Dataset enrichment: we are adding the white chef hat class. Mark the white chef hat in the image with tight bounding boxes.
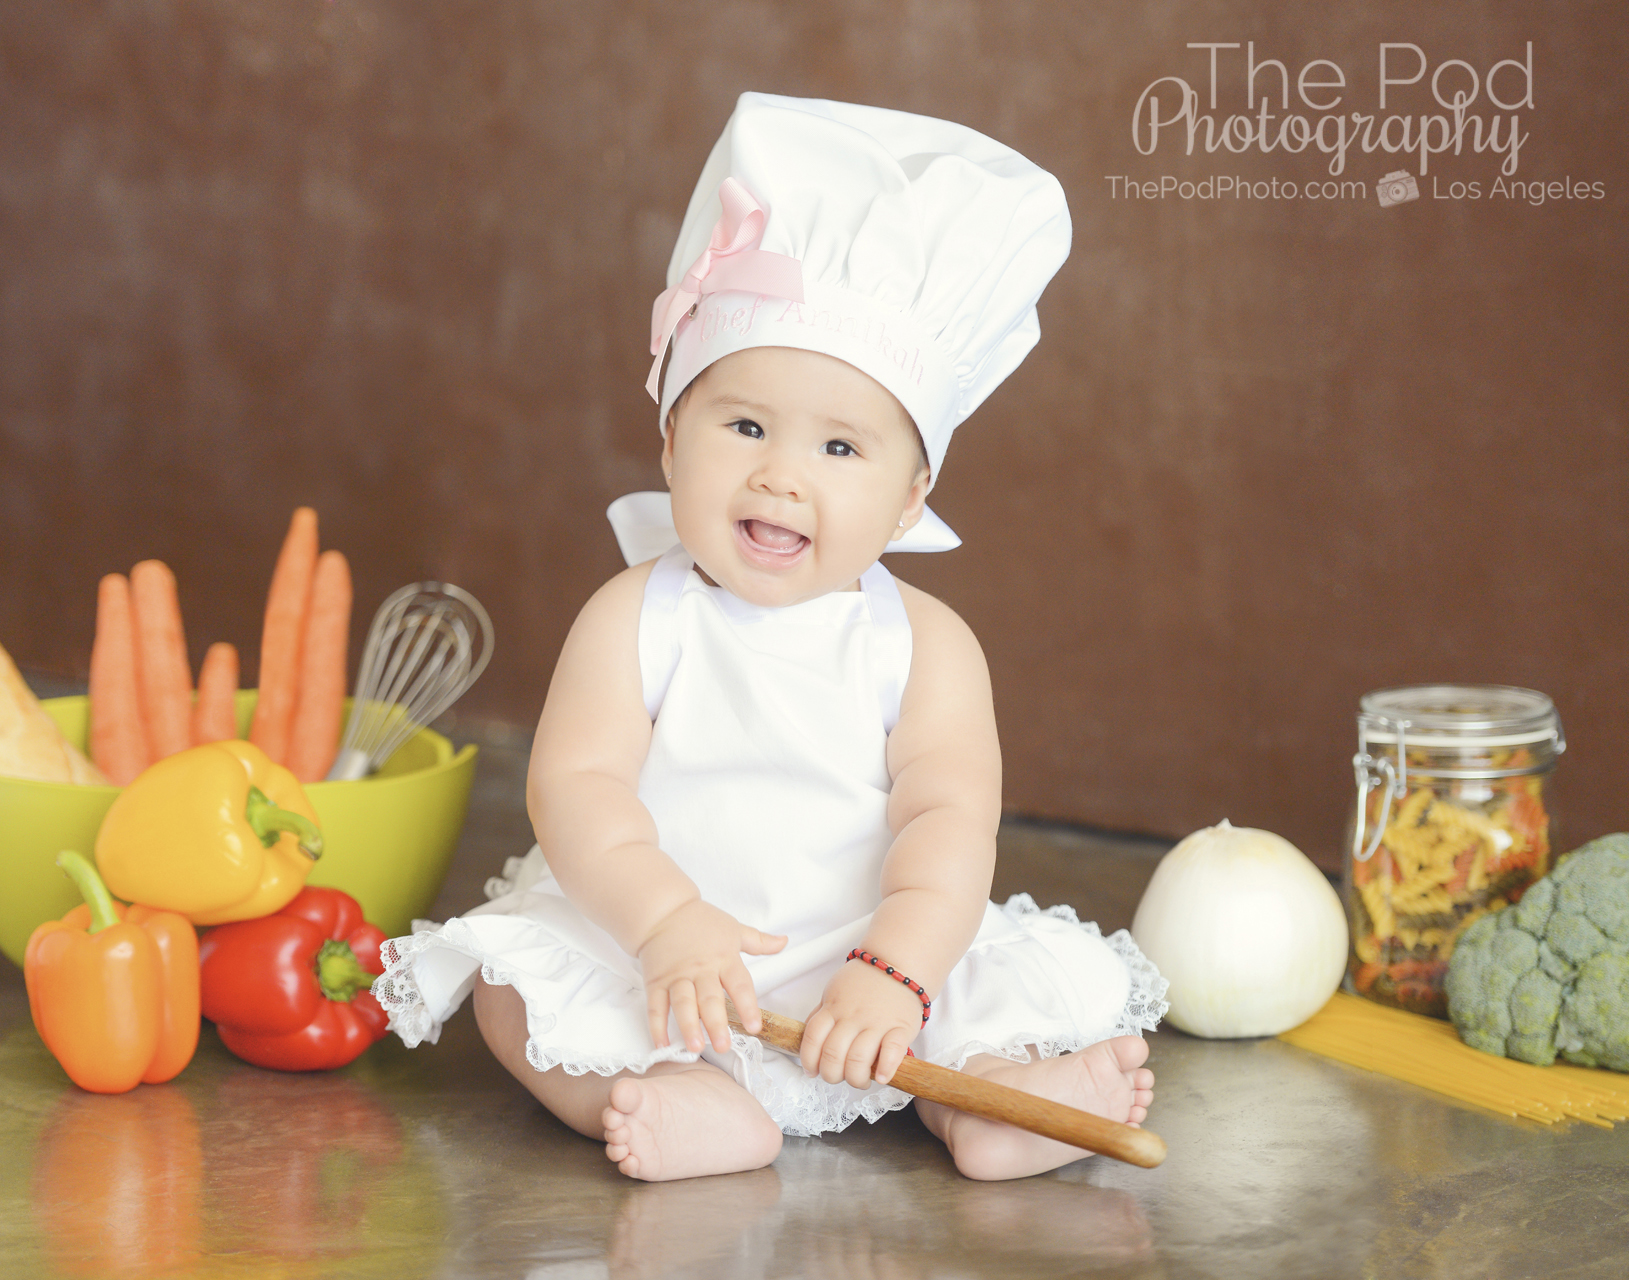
[624,91,1070,557]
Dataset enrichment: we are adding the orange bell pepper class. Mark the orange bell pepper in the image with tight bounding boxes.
[33,1087,203,1275]
[24,851,200,1093]
[60,902,200,1085]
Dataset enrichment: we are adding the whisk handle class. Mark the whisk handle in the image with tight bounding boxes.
[325,747,373,782]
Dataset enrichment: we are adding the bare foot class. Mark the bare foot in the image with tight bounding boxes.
[918,1037,1155,1181]
[609,1165,782,1279]
[602,1068,783,1181]
[950,1179,1154,1263]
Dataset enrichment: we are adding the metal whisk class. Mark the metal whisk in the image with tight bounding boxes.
[326,581,494,781]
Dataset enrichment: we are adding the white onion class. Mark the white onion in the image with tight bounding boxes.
[1131,820,1348,1038]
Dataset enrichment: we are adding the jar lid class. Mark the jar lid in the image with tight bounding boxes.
[1358,684,1562,748]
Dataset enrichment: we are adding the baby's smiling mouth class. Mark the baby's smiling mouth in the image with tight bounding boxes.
[737,519,809,559]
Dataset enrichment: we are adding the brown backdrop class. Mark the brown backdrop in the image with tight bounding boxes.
[3,2,1625,867]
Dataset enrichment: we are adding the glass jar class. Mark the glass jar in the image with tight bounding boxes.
[1344,684,1564,1018]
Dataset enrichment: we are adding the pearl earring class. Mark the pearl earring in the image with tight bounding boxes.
[898,520,904,528]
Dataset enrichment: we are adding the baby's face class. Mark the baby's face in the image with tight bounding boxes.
[663,347,931,607]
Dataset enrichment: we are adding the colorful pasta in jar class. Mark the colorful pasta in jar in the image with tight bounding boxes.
[1345,686,1563,1018]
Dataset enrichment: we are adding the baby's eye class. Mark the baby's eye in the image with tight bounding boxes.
[731,419,764,439]
[821,440,857,457]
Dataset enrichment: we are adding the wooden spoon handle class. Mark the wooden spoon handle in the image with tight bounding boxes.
[728,1004,1167,1169]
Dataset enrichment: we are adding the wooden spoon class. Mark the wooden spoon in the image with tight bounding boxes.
[724,1001,1167,1169]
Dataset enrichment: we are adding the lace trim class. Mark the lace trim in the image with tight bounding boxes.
[373,891,1171,1137]
[483,853,533,903]
[720,1029,1120,1138]
[596,898,1166,1137]
[995,893,1171,1039]
[483,961,703,1078]
[373,931,444,1048]
[730,1028,915,1137]
[375,924,684,1071]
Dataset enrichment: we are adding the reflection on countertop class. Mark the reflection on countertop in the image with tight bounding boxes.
[2,711,1626,1279]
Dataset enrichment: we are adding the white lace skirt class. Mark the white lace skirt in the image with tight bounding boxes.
[374,850,1169,1138]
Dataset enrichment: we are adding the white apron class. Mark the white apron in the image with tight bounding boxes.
[375,550,1168,1136]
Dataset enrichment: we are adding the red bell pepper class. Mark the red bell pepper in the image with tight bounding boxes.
[198,886,389,1071]
[205,1072,405,1257]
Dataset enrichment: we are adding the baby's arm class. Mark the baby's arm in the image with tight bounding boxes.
[799,583,1002,1088]
[527,564,785,1054]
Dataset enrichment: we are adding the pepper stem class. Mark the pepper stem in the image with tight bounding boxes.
[56,851,122,934]
[316,940,376,1003]
[245,786,323,861]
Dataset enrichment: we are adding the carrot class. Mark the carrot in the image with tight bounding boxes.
[129,560,194,761]
[192,642,241,745]
[88,574,153,784]
[286,550,352,783]
[249,508,319,765]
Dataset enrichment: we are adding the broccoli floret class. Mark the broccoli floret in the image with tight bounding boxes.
[1446,833,1629,1070]
[1557,951,1629,1070]
[1445,912,1545,1061]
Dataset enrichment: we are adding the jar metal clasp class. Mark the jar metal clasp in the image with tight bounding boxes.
[1352,714,1411,863]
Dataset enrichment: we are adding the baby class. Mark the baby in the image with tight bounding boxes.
[375,93,1167,1183]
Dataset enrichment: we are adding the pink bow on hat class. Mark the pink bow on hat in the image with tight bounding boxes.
[645,177,805,401]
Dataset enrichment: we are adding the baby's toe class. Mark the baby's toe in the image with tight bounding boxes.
[1127,1105,1147,1125]
[1133,1086,1154,1108]
[1131,1067,1155,1091]
[1107,1036,1150,1072]
[608,1078,644,1114]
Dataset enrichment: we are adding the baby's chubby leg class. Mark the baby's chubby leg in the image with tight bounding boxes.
[472,978,782,1181]
[916,1037,1155,1182]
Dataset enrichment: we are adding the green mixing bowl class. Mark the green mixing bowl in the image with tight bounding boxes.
[0,692,477,966]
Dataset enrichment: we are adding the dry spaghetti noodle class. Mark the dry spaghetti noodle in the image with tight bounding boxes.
[1279,992,1629,1128]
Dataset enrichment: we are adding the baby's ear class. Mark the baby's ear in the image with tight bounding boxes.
[893,463,933,537]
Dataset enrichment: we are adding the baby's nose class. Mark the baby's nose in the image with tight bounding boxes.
[750,450,806,500]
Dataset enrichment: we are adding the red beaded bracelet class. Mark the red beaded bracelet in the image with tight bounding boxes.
[848,948,931,1026]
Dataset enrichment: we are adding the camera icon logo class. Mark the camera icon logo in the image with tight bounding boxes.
[1376,170,1420,208]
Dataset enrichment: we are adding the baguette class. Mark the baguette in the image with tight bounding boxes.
[0,640,108,785]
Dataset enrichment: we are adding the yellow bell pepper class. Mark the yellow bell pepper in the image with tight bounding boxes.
[95,741,323,926]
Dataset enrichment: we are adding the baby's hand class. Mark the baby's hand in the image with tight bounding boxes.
[637,899,786,1054]
[800,958,925,1089]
